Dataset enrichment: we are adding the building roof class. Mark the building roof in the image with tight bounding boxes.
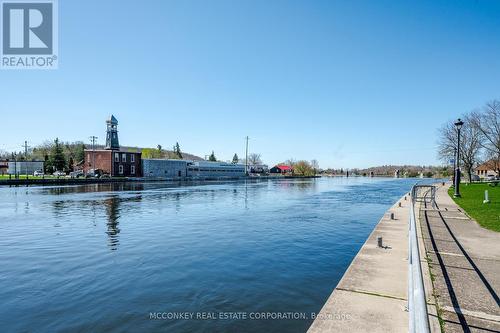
[194,160,244,167]
[84,148,141,153]
[476,159,499,171]
[107,114,118,124]
[274,165,292,171]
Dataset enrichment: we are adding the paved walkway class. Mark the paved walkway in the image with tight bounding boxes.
[420,183,500,332]
[308,193,440,333]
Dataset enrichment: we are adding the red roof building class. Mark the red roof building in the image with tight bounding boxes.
[270,165,293,174]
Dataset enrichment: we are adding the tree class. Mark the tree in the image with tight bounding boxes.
[285,158,296,168]
[43,154,50,173]
[459,114,483,181]
[142,148,162,159]
[209,151,217,161]
[157,144,162,152]
[75,143,86,164]
[232,153,239,164]
[248,153,262,165]
[437,113,482,182]
[31,140,55,162]
[293,160,315,176]
[310,159,319,174]
[470,100,500,176]
[174,142,183,159]
[49,138,66,172]
[68,157,75,172]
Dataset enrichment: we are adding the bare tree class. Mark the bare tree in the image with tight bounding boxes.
[470,100,500,175]
[310,159,319,174]
[248,153,262,165]
[285,158,296,167]
[437,113,482,182]
[460,114,483,181]
[437,121,458,164]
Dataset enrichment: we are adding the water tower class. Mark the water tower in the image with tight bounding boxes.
[105,115,120,150]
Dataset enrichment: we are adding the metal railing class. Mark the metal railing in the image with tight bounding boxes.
[408,184,434,333]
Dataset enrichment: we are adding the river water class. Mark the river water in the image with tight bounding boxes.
[0,177,423,332]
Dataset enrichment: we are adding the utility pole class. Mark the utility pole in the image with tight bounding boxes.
[245,136,249,176]
[22,141,30,176]
[89,136,98,174]
[22,141,30,159]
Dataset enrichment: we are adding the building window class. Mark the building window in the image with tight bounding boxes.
[115,153,119,162]
[131,154,135,162]
[119,165,123,174]
[87,153,90,161]
[122,153,127,162]
[131,165,135,174]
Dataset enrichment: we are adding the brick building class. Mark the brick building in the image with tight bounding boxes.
[84,115,142,177]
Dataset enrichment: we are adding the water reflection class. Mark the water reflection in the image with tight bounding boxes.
[274,178,318,191]
[18,179,323,252]
[174,192,181,213]
[104,195,120,251]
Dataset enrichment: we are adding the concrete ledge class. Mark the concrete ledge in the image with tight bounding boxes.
[308,289,408,333]
[308,193,440,332]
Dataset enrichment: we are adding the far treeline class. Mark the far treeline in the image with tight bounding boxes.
[0,140,190,174]
[278,159,320,176]
[322,165,451,178]
[437,99,500,181]
[0,139,86,174]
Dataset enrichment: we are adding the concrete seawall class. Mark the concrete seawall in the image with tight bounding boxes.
[308,193,439,333]
[0,175,320,187]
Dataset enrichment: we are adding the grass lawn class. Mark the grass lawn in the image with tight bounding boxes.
[0,175,58,180]
[0,175,129,181]
[448,183,500,232]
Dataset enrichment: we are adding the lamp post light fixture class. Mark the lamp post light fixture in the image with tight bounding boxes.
[454,118,464,197]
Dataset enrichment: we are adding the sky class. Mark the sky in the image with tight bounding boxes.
[2,0,500,169]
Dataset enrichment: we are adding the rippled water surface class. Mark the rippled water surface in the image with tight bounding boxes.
[1,177,423,332]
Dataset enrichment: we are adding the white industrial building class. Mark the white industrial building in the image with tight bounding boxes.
[186,161,245,178]
[142,159,245,179]
[8,161,44,175]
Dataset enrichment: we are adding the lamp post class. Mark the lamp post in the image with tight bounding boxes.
[454,118,464,197]
[451,147,456,185]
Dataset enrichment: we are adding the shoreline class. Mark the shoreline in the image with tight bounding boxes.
[0,175,321,187]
